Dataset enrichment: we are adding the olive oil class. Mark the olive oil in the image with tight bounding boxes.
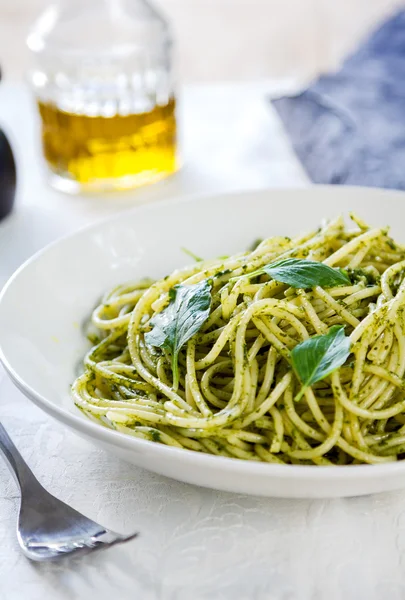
[37,98,177,191]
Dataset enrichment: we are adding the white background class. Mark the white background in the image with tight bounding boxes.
[0,0,404,82]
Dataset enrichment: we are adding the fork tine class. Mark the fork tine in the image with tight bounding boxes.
[21,530,139,562]
[98,530,139,546]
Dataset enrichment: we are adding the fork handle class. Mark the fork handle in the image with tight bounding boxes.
[0,423,42,492]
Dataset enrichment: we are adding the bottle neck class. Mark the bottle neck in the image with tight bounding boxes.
[53,0,157,17]
[27,0,169,58]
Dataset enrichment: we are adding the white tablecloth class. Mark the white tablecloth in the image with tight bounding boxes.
[1,83,403,600]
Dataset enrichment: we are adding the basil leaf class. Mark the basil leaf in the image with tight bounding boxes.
[291,325,351,401]
[245,258,350,288]
[145,280,212,389]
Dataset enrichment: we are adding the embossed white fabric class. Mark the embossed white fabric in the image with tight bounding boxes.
[2,83,404,600]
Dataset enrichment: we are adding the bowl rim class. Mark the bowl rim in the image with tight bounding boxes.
[2,185,405,482]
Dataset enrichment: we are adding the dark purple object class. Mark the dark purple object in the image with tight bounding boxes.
[271,11,405,189]
[0,127,16,220]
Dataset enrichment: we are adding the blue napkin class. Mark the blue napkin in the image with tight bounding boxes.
[272,11,405,188]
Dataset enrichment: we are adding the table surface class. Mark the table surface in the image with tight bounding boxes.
[1,82,404,600]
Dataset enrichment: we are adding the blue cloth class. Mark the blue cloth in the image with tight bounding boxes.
[272,11,405,188]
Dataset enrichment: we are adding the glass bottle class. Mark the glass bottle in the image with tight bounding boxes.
[27,0,177,194]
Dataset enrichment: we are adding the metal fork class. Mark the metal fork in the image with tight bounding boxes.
[0,423,138,561]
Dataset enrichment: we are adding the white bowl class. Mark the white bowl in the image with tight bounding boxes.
[3,186,405,498]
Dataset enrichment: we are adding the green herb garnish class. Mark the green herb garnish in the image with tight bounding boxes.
[248,238,264,252]
[181,247,204,262]
[145,280,212,389]
[346,267,377,286]
[238,258,350,288]
[291,325,351,401]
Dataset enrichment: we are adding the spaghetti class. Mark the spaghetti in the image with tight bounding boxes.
[72,214,405,465]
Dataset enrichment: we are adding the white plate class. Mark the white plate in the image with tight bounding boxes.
[3,186,405,499]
